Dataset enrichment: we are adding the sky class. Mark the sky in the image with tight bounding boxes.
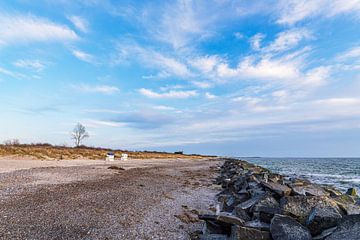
[1,0,360,157]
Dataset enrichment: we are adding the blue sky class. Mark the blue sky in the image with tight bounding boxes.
[1,0,360,157]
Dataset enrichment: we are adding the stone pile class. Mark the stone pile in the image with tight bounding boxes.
[198,158,360,240]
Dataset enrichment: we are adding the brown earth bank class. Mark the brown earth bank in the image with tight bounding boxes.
[0,144,212,160]
[0,158,221,239]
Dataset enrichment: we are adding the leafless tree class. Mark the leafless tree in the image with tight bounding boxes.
[3,139,20,146]
[71,123,89,147]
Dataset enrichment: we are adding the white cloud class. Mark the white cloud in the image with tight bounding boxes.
[337,46,360,60]
[72,49,95,63]
[84,120,125,128]
[0,13,78,45]
[73,84,119,95]
[192,81,212,89]
[277,0,360,25]
[138,88,197,99]
[315,97,360,106]
[115,43,192,78]
[68,15,89,33]
[205,92,217,99]
[217,56,300,81]
[154,0,213,49]
[152,105,176,111]
[249,33,265,50]
[189,55,222,74]
[302,66,330,87]
[0,66,25,79]
[264,28,312,53]
[234,32,245,39]
[13,59,46,72]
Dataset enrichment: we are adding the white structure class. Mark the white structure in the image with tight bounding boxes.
[120,153,128,161]
[106,152,115,161]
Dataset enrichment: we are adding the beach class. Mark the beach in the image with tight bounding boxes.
[0,157,220,239]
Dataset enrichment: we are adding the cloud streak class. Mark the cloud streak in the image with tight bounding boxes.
[0,13,78,45]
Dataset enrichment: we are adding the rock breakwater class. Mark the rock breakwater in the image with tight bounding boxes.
[198,158,360,240]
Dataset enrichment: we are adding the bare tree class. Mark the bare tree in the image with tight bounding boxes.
[71,123,89,147]
[3,139,20,146]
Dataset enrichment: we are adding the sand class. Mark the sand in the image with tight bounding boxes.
[0,157,221,239]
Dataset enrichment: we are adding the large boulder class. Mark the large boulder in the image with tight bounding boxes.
[233,205,251,221]
[230,225,271,240]
[252,195,281,223]
[281,196,341,224]
[312,227,337,240]
[270,214,312,240]
[325,214,360,240]
[261,181,291,196]
[306,206,342,235]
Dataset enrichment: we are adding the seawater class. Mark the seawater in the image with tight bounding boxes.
[240,157,360,193]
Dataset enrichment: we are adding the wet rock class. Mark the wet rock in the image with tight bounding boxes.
[325,214,360,240]
[230,225,271,240]
[270,214,312,240]
[292,185,329,196]
[252,195,281,222]
[244,219,270,231]
[281,196,341,223]
[312,227,337,240]
[261,181,291,196]
[305,206,342,235]
[346,188,358,197]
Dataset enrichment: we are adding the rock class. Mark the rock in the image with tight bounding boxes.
[107,166,125,170]
[281,196,341,224]
[261,181,291,196]
[333,195,360,215]
[346,188,358,197]
[230,225,271,240]
[270,214,312,240]
[199,213,245,226]
[233,205,251,221]
[217,213,245,226]
[306,206,342,235]
[323,186,343,197]
[237,195,264,210]
[325,214,360,240]
[200,234,229,240]
[252,195,281,223]
[292,185,329,196]
[244,219,270,231]
[312,227,337,240]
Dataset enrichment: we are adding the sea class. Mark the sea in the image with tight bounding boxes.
[240,157,360,193]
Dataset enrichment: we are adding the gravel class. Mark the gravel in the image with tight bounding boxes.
[0,158,220,239]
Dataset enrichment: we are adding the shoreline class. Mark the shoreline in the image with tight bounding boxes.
[197,158,360,240]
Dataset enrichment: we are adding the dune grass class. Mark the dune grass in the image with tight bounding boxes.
[0,144,209,160]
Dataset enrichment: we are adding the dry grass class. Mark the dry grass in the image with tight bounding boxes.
[0,144,211,160]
